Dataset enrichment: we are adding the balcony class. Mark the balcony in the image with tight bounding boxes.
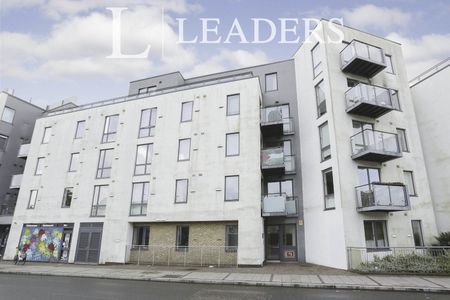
[9,174,23,189]
[261,147,295,175]
[351,129,402,162]
[356,183,410,212]
[341,40,386,78]
[262,194,297,216]
[260,107,294,137]
[17,143,30,158]
[346,83,394,118]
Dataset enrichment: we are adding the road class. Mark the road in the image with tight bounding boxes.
[0,274,448,300]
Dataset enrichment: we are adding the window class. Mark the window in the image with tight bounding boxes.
[396,128,409,152]
[311,43,322,78]
[138,86,156,94]
[139,108,157,138]
[265,73,278,92]
[132,226,150,246]
[177,138,191,161]
[385,55,395,74]
[225,176,239,201]
[181,101,193,122]
[364,221,389,249]
[391,90,400,110]
[227,94,240,116]
[135,144,153,175]
[102,115,119,143]
[225,224,238,252]
[130,182,149,216]
[226,133,239,156]
[176,225,189,251]
[358,167,380,185]
[319,122,330,161]
[175,179,188,203]
[96,149,113,179]
[1,106,15,124]
[62,187,73,208]
[28,190,38,209]
[404,170,417,196]
[315,80,326,117]
[35,157,45,175]
[42,127,52,144]
[352,120,373,133]
[322,168,335,209]
[68,153,79,172]
[91,185,109,217]
[411,220,424,247]
[0,134,8,151]
[74,121,85,139]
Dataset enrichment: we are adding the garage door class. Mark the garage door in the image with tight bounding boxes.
[75,223,103,264]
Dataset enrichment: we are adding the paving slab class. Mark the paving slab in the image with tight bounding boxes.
[272,274,322,284]
[422,277,450,289]
[225,273,272,282]
[320,275,379,286]
[369,275,442,288]
[183,272,229,280]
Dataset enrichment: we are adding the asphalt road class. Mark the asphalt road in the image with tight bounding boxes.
[0,274,448,300]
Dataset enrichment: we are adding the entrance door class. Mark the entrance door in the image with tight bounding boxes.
[75,223,103,264]
[266,225,281,260]
[59,229,73,263]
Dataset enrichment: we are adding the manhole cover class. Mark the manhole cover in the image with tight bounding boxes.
[162,274,183,278]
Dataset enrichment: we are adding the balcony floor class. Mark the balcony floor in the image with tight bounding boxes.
[346,102,394,118]
[342,57,386,78]
[357,205,410,212]
[261,122,284,137]
[352,150,402,163]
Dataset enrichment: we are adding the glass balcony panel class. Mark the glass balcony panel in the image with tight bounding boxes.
[356,183,409,212]
[373,184,390,206]
[351,129,400,156]
[286,197,297,215]
[390,186,407,206]
[284,155,295,173]
[263,194,286,215]
[261,107,283,124]
[261,147,284,168]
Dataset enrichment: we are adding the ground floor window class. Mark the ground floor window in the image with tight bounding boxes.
[176,225,189,251]
[225,224,238,252]
[132,226,150,247]
[364,220,389,250]
[411,220,424,247]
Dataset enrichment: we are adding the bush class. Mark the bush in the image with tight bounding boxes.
[356,252,450,273]
[435,232,450,246]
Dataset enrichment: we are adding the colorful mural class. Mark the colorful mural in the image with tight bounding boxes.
[19,225,63,262]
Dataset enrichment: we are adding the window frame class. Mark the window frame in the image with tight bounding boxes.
[322,168,335,210]
[225,224,238,252]
[265,73,278,92]
[175,225,189,251]
[61,187,73,208]
[396,128,409,152]
[311,42,323,78]
[226,94,240,116]
[224,175,239,202]
[411,220,424,248]
[68,152,80,172]
[96,149,113,179]
[42,127,52,144]
[129,182,149,216]
[385,55,395,74]
[315,80,326,118]
[1,106,15,124]
[319,122,331,161]
[225,132,240,157]
[177,138,191,161]
[101,115,119,143]
[138,108,157,138]
[180,101,194,123]
[134,144,153,175]
[174,179,189,203]
[132,225,150,247]
[35,157,45,175]
[364,220,389,251]
[27,190,38,209]
[91,185,108,217]
[74,120,85,139]
[403,170,417,196]
[0,134,8,152]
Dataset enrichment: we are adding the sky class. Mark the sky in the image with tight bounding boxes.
[0,0,449,108]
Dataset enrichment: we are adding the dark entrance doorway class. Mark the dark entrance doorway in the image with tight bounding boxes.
[75,223,103,264]
[265,224,297,261]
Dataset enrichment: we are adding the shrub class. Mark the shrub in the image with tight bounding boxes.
[435,232,450,246]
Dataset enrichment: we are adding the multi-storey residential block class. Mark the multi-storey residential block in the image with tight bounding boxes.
[0,92,44,258]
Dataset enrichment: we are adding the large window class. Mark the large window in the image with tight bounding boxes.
[396,128,409,152]
[74,121,85,139]
[311,43,322,78]
[1,106,15,124]
[0,134,8,151]
[319,122,330,161]
[385,55,395,74]
[315,80,326,117]
[226,94,240,116]
[42,127,52,144]
[265,73,278,92]
[130,182,149,216]
[226,133,239,156]
[322,168,335,209]
[404,170,417,196]
[177,138,191,161]
[135,144,153,175]
[225,224,238,252]
[267,180,293,197]
[68,153,79,172]
[28,190,38,209]
[176,225,189,251]
[139,108,157,138]
[62,187,73,208]
[181,101,193,122]
[91,185,109,217]
[35,157,45,175]
[411,220,424,247]
[102,115,119,143]
[353,120,373,133]
[225,176,239,201]
[132,226,150,246]
[175,179,188,203]
[96,149,113,179]
[364,220,389,250]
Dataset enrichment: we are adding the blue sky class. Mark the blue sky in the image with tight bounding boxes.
[0,0,449,107]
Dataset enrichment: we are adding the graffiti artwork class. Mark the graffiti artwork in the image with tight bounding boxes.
[19,225,63,262]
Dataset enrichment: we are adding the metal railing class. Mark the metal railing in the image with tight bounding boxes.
[261,148,295,172]
[347,246,450,272]
[356,183,409,210]
[410,57,449,87]
[345,83,393,109]
[262,193,297,216]
[351,129,400,156]
[260,107,294,135]
[125,245,238,267]
[341,40,385,67]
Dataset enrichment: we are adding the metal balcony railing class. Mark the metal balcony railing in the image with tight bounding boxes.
[355,182,409,212]
[261,147,295,173]
[345,83,394,118]
[262,193,297,216]
[9,174,23,189]
[341,40,386,77]
[351,129,402,162]
[260,106,294,136]
[17,143,30,158]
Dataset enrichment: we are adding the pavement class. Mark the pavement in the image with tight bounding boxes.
[0,261,449,294]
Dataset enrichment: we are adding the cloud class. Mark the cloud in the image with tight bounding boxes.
[386,32,450,78]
